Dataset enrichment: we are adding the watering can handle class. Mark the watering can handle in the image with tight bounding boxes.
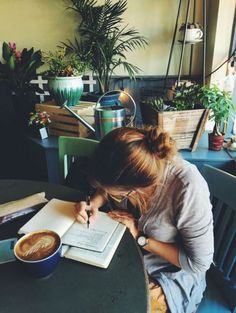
[96,90,137,127]
[61,101,96,133]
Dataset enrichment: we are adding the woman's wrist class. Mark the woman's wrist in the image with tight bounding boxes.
[132,220,140,239]
[90,191,107,209]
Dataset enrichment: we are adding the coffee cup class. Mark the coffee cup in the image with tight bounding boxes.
[180,28,203,42]
[14,230,62,278]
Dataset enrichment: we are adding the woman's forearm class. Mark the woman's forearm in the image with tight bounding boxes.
[144,238,181,268]
[91,191,107,209]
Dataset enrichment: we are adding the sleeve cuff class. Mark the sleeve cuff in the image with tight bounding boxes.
[178,246,192,272]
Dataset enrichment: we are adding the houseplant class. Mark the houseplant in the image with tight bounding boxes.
[140,82,209,151]
[43,47,87,106]
[63,0,147,96]
[0,42,44,127]
[28,111,51,139]
[179,22,203,42]
[200,85,234,151]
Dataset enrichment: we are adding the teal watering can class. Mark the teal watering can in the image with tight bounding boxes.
[61,90,136,140]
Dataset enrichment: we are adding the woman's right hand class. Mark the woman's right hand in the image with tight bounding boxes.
[74,201,98,224]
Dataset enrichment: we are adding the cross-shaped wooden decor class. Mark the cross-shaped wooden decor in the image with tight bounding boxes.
[30,75,50,103]
[30,74,97,103]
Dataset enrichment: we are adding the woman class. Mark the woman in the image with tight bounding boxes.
[75,126,214,313]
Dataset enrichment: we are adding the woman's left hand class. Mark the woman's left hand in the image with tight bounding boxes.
[108,211,139,239]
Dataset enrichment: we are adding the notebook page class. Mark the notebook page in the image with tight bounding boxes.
[62,211,119,252]
[64,223,126,268]
[18,199,76,237]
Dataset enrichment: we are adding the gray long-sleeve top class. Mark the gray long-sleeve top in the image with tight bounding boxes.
[138,158,214,275]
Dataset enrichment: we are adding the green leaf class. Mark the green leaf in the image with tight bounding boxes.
[64,0,147,92]
[2,42,12,61]
[8,55,16,71]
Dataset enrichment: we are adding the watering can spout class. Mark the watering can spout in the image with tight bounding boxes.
[60,101,96,134]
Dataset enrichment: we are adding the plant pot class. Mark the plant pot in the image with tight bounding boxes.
[179,28,203,42]
[140,102,209,151]
[48,76,84,107]
[208,133,224,151]
[29,127,48,139]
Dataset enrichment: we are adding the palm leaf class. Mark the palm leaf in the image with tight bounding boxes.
[65,0,148,92]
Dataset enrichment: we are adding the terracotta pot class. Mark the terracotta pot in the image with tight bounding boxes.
[208,133,224,151]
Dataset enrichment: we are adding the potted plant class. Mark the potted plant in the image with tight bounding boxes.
[179,22,203,42]
[63,0,147,98]
[0,42,44,127]
[200,85,234,151]
[43,47,88,106]
[28,111,51,139]
[140,82,209,151]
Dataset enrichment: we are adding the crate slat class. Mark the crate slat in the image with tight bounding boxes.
[35,101,95,138]
[49,129,79,137]
[140,104,209,151]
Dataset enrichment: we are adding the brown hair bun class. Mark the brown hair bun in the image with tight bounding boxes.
[145,126,176,159]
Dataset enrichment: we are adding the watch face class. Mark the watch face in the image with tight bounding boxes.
[137,236,147,247]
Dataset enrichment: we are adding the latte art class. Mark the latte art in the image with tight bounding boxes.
[15,231,60,261]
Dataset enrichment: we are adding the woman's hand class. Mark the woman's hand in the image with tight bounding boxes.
[75,191,107,224]
[74,201,98,224]
[108,211,139,239]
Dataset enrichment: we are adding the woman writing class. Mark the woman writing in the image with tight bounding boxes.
[75,126,214,313]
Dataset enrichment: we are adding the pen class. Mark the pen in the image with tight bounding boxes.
[86,195,91,229]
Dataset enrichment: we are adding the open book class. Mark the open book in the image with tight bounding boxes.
[18,199,126,268]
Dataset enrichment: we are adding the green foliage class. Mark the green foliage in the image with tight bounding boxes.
[42,47,88,77]
[200,85,234,135]
[144,97,165,111]
[0,42,43,95]
[172,83,202,110]
[143,83,203,112]
[64,0,148,93]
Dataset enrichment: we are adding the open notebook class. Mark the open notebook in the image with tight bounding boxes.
[18,199,126,268]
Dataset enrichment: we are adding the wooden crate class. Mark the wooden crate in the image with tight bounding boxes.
[140,104,209,151]
[35,101,95,138]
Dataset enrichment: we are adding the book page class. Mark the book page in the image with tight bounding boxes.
[62,211,119,252]
[18,199,76,237]
[64,223,126,268]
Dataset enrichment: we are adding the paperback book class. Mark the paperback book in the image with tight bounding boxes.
[18,199,126,268]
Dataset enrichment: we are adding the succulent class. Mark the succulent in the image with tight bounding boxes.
[179,22,203,30]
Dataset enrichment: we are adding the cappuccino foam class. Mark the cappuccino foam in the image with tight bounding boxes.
[15,230,60,261]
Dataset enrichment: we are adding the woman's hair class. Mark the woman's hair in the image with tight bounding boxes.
[90,126,176,193]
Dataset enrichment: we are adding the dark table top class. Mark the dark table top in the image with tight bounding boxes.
[0,180,149,313]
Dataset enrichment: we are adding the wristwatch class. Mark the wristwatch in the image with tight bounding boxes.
[136,234,149,247]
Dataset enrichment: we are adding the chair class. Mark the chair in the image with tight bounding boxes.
[58,136,99,183]
[197,165,236,313]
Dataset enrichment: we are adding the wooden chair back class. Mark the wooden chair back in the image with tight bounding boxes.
[200,165,236,312]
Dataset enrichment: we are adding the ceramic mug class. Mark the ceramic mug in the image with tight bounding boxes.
[181,28,203,42]
[14,230,62,278]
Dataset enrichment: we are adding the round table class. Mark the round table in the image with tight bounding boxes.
[0,180,149,313]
